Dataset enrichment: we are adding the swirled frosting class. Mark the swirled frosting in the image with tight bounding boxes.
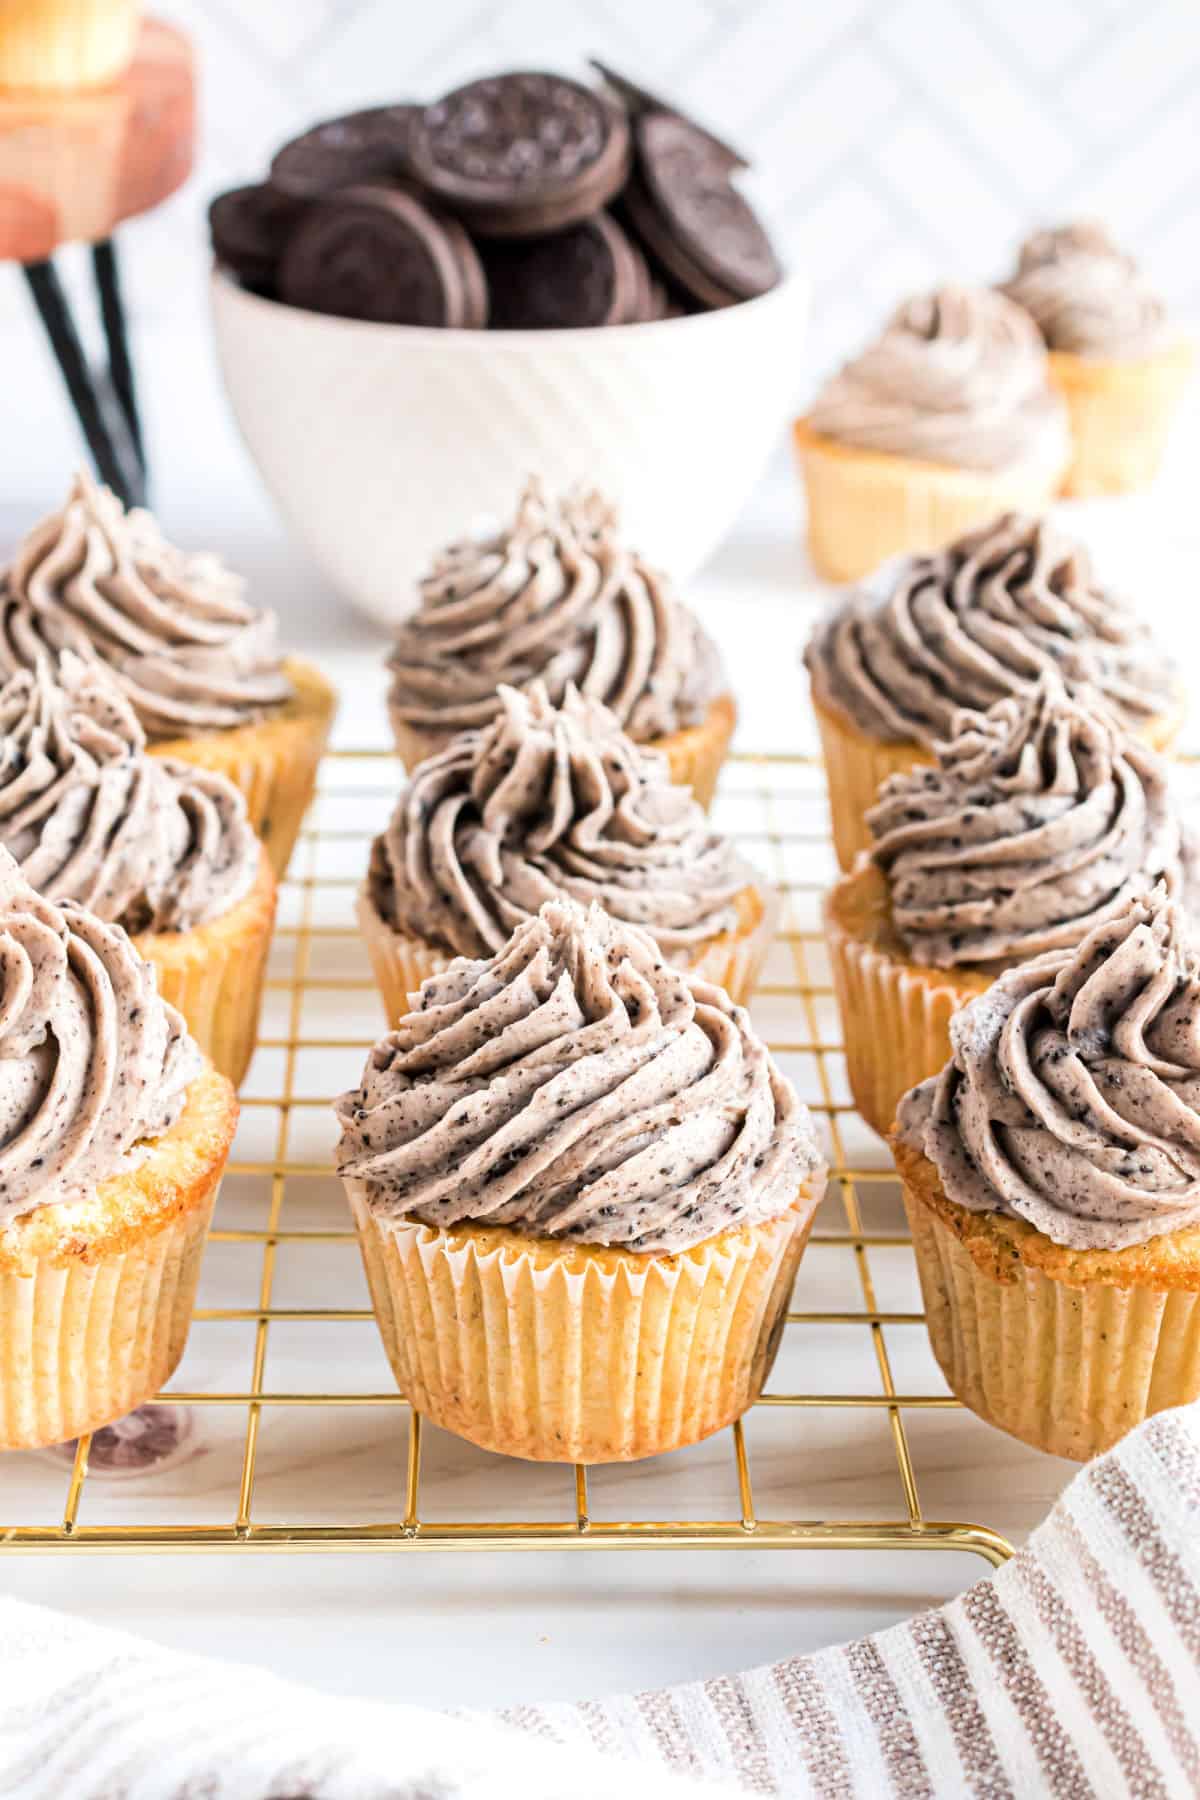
[0,472,293,740]
[806,285,1069,472]
[899,885,1200,1250]
[0,848,200,1228]
[1001,222,1169,360]
[804,512,1177,746]
[386,480,725,755]
[0,654,259,934]
[868,674,1192,970]
[336,899,821,1253]
[370,682,748,962]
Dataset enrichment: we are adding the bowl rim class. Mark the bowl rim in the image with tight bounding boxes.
[210,261,806,350]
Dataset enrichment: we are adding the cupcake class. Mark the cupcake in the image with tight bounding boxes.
[804,511,1184,871]
[0,472,337,877]
[826,673,1195,1138]
[793,285,1071,582]
[0,851,237,1450]
[0,0,141,90]
[360,681,775,1020]
[1001,222,1193,497]
[386,479,735,809]
[0,653,274,1086]
[894,884,1200,1461]
[336,899,825,1462]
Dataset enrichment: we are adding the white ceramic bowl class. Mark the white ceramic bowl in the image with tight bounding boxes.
[210,268,807,627]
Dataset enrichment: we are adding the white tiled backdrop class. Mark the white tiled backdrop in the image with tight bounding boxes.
[5,0,1197,382]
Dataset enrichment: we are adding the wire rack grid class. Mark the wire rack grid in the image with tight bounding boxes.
[2,748,1017,1568]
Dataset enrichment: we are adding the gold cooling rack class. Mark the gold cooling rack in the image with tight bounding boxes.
[1,749,1016,1567]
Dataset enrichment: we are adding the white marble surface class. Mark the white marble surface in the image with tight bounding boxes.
[2,308,1200,1713]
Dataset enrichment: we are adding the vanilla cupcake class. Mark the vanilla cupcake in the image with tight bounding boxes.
[0,654,275,1085]
[827,673,1195,1137]
[0,472,336,876]
[1002,221,1193,496]
[336,899,825,1463]
[895,885,1200,1461]
[805,511,1184,870]
[0,0,141,89]
[0,851,237,1449]
[793,286,1070,581]
[361,682,775,1020]
[386,479,735,809]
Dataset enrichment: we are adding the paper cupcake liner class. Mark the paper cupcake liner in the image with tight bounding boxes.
[824,866,990,1139]
[135,847,277,1088]
[151,657,337,879]
[811,691,1183,876]
[0,1066,236,1452]
[345,1181,819,1463]
[1049,341,1195,498]
[0,0,141,88]
[897,1145,1200,1462]
[792,417,1069,585]
[393,693,737,815]
[359,877,778,1026]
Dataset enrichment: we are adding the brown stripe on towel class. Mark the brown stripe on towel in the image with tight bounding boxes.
[843,1639,932,1798]
[703,1674,775,1794]
[1091,1460,1200,1655]
[907,1612,1010,1798]
[771,1658,855,1799]
[632,1690,706,1781]
[961,1584,1095,1798]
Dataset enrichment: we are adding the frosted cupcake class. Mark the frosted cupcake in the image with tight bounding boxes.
[895,885,1200,1461]
[0,654,274,1085]
[0,0,141,89]
[361,682,775,1020]
[386,479,735,809]
[826,673,1195,1137]
[336,899,825,1463]
[1002,222,1193,496]
[804,511,1184,870]
[793,285,1070,581]
[0,851,237,1449]
[0,472,336,876]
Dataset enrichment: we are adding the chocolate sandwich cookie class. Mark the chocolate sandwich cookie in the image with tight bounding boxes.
[588,58,749,171]
[622,111,781,309]
[481,212,648,330]
[279,185,487,328]
[208,183,307,291]
[269,104,417,199]
[407,70,631,237]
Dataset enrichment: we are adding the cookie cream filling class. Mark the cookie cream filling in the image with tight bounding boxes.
[0,655,259,934]
[899,885,1200,1251]
[804,512,1176,746]
[336,899,821,1253]
[386,479,725,752]
[0,471,293,739]
[370,682,747,960]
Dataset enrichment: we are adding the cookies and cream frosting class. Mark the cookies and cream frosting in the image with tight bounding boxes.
[1002,222,1169,360]
[386,479,725,752]
[804,512,1177,746]
[0,848,200,1228]
[336,899,821,1253]
[899,885,1200,1250]
[0,655,259,935]
[806,285,1069,472]
[868,674,1191,970]
[0,472,293,740]
[370,682,747,961]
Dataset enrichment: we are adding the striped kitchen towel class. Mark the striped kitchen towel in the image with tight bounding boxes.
[1,1400,1198,1799]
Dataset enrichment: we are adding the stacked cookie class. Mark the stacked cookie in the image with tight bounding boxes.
[209,65,782,331]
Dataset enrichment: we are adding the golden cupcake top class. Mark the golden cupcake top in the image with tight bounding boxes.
[868,672,1194,970]
[368,680,749,961]
[804,511,1178,746]
[0,653,260,934]
[336,898,821,1253]
[0,471,293,739]
[899,883,1200,1251]
[386,477,726,754]
[806,284,1069,472]
[0,846,200,1228]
